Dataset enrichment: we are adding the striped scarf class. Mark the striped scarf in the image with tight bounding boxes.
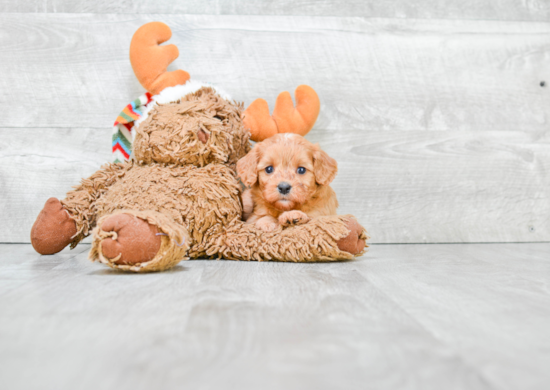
[112,92,153,163]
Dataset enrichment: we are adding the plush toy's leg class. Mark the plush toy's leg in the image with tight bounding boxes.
[31,198,77,255]
[89,210,190,272]
[61,162,132,247]
[208,215,368,262]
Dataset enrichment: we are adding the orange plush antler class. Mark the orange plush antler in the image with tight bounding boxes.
[130,22,190,95]
[243,85,320,142]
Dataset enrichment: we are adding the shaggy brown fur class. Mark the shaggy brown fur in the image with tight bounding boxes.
[32,87,368,272]
[134,87,250,170]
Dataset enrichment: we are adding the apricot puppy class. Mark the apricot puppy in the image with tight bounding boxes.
[237,133,338,232]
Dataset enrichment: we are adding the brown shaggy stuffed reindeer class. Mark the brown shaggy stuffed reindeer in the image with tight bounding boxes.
[30,22,368,272]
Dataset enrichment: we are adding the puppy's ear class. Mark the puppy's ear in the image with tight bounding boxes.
[237,146,260,187]
[313,145,338,186]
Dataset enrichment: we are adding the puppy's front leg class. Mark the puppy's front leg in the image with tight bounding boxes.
[248,215,281,232]
[241,189,254,221]
[279,210,311,228]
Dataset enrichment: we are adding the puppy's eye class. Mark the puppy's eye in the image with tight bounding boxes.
[297,167,306,175]
[265,166,274,174]
[214,115,223,121]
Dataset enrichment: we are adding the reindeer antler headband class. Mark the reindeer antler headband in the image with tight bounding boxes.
[242,85,320,142]
[128,22,320,142]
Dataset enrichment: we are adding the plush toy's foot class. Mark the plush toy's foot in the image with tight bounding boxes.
[91,210,190,272]
[99,213,162,265]
[336,219,366,255]
[31,198,77,255]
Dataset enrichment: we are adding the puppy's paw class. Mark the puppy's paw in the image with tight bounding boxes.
[255,217,280,232]
[279,210,311,228]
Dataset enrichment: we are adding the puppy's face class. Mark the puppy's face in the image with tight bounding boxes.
[237,134,337,211]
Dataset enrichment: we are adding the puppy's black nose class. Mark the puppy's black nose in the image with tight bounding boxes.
[277,182,292,195]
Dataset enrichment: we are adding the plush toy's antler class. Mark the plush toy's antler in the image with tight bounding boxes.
[243,85,320,142]
[130,22,190,95]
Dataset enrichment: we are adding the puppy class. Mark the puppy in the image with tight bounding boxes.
[237,133,338,232]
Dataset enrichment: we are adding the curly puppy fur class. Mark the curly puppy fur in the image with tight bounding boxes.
[237,133,339,232]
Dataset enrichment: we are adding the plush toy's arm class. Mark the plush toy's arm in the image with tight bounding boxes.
[31,162,132,255]
[209,215,368,262]
[61,162,132,247]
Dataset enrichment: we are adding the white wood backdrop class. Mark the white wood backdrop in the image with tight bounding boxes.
[0,4,549,244]
[1,0,549,21]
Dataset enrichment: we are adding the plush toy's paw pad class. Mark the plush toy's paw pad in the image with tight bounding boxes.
[336,219,366,255]
[31,197,77,255]
[255,218,280,232]
[278,210,310,227]
[100,214,161,265]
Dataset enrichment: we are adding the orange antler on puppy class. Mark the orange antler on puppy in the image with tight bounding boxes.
[130,22,190,95]
[237,133,338,232]
[243,85,320,142]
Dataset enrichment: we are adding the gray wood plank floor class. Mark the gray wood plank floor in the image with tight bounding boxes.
[1,243,549,390]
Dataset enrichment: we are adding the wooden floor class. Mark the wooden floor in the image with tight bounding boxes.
[1,243,549,390]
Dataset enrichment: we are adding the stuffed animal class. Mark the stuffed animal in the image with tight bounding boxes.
[30,22,368,272]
